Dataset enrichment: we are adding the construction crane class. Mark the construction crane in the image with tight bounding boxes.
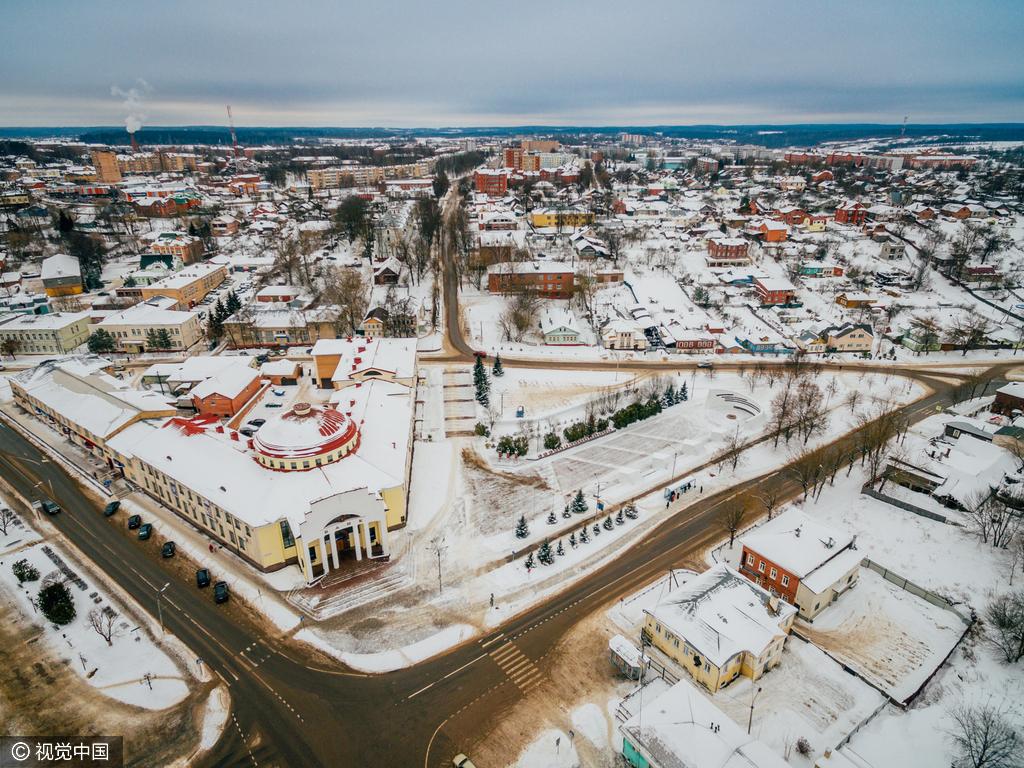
[226,104,240,159]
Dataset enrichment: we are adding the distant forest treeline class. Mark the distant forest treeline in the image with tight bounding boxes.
[0,123,1022,149]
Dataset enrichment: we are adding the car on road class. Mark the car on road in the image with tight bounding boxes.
[213,581,229,604]
[103,500,120,516]
[452,755,477,768]
[127,514,142,529]
[161,541,176,558]
[138,523,153,540]
[32,499,61,515]
[196,568,211,588]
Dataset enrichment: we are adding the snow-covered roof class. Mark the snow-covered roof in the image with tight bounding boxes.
[142,356,254,386]
[41,253,81,282]
[0,311,89,331]
[108,378,412,531]
[12,357,175,440]
[98,297,195,328]
[620,677,789,768]
[190,366,260,401]
[260,359,301,376]
[312,337,417,384]
[740,509,855,580]
[644,564,795,668]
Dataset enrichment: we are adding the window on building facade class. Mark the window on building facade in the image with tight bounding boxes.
[781,575,790,587]
[758,561,766,573]
[770,568,777,579]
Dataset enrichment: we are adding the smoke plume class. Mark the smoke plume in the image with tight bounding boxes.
[111,79,153,133]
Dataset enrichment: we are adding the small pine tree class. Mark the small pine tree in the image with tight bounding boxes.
[492,353,504,377]
[579,526,590,544]
[562,505,572,519]
[615,509,625,525]
[603,515,614,531]
[569,532,577,548]
[624,503,639,520]
[156,328,173,349]
[547,510,557,525]
[593,523,601,537]
[556,540,565,556]
[473,355,486,386]
[226,290,242,314]
[38,581,76,626]
[476,378,490,407]
[145,329,160,350]
[571,489,588,515]
[680,382,688,401]
[537,539,554,565]
[524,552,535,570]
[515,515,529,539]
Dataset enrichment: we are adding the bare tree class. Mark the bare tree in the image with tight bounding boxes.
[964,492,1022,548]
[321,267,369,335]
[755,489,782,520]
[984,591,1024,663]
[0,506,17,537]
[88,607,119,646]
[717,426,747,473]
[498,288,542,342]
[946,699,1023,768]
[718,503,745,548]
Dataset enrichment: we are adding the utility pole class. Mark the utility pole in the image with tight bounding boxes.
[427,536,446,595]
[156,582,170,634]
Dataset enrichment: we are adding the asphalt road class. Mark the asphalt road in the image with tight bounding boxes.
[0,361,996,767]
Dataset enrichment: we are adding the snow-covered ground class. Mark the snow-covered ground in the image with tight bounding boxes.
[0,532,190,709]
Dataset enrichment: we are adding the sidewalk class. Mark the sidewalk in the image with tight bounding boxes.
[0,403,303,633]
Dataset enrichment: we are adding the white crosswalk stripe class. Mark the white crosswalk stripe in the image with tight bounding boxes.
[487,641,544,692]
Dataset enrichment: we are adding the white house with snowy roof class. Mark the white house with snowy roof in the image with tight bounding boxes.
[643,564,796,694]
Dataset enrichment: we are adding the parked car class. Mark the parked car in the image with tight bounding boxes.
[452,755,477,768]
[247,418,266,427]
[273,389,285,396]
[213,581,230,604]
[196,568,211,588]
[265,402,283,409]
[127,514,142,529]
[697,360,714,369]
[239,426,257,437]
[32,499,61,515]
[138,523,153,540]
[103,500,120,516]
[161,541,176,558]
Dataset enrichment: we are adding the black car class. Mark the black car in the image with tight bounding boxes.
[213,581,230,604]
[196,568,211,588]
[127,514,142,530]
[138,523,153,540]
[247,418,266,427]
[161,541,176,558]
[103,500,121,516]
[239,426,256,437]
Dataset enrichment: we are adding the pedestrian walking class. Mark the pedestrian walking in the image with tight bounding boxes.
[489,593,494,608]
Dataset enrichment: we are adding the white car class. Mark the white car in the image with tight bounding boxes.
[452,755,476,768]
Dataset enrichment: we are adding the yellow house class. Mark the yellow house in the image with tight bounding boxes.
[0,311,90,355]
[643,565,796,694]
[140,262,226,309]
[529,208,595,229]
[41,253,84,297]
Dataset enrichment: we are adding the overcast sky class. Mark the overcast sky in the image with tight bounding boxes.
[3,0,1023,127]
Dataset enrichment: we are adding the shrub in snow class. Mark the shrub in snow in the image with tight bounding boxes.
[524,552,535,570]
[492,354,504,377]
[543,432,561,450]
[624,504,639,520]
[556,540,564,557]
[592,523,601,537]
[12,559,39,584]
[547,511,557,525]
[38,581,76,626]
[474,422,490,437]
[615,510,625,525]
[602,515,614,531]
[515,515,529,539]
[579,527,590,544]
[569,532,577,548]
[795,738,811,757]
[562,506,572,519]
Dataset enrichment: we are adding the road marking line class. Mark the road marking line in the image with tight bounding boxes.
[502,657,532,677]
[479,632,505,648]
[489,645,518,663]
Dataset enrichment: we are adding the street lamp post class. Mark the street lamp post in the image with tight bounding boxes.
[156,582,170,634]
[747,686,763,734]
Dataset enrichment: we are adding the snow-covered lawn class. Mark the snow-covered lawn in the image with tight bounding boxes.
[513,728,581,768]
[297,623,475,673]
[0,541,189,709]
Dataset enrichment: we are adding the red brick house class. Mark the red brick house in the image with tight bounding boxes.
[834,202,867,226]
[191,369,262,418]
[754,276,797,306]
[992,382,1024,416]
[487,262,575,299]
[706,237,750,266]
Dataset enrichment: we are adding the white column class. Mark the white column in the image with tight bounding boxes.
[353,521,363,562]
[378,522,390,558]
[321,533,330,574]
[329,528,340,570]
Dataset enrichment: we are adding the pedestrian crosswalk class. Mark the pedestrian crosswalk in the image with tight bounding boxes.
[487,640,543,694]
